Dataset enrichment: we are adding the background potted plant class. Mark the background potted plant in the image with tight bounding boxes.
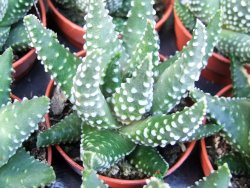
[174,0,250,85]
[0,48,55,187]
[47,0,174,49]
[0,0,47,80]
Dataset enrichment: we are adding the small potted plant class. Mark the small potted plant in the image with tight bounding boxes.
[190,56,250,188]
[47,0,174,48]
[0,0,46,80]
[174,0,250,85]
[0,48,55,187]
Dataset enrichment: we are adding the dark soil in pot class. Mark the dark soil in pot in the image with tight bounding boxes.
[206,134,250,188]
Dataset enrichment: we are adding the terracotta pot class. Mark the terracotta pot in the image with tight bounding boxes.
[13,0,47,81]
[47,0,174,49]
[10,93,52,165]
[173,10,232,85]
[44,50,196,188]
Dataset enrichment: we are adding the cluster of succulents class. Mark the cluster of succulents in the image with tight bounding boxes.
[0,0,39,53]
[175,0,250,63]
[0,48,55,187]
[20,0,240,186]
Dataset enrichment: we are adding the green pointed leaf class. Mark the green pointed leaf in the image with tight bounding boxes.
[174,0,196,31]
[0,0,8,22]
[37,112,82,147]
[0,48,12,106]
[84,0,125,73]
[0,96,50,168]
[215,154,250,176]
[81,169,108,188]
[128,145,168,177]
[185,0,219,24]
[217,29,250,63]
[73,50,119,129]
[0,148,55,188]
[123,0,155,56]
[0,0,37,27]
[188,163,231,188]
[0,26,10,51]
[190,88,250,157]
[24,15,82,97]
[231,56,250,98]
[81,126,136,171]
[5,21,30,52]
[221,0,250,34]
[120,99,207,147]
[144,177,170,188]
[111,53,154,124]
[152,20,207,114]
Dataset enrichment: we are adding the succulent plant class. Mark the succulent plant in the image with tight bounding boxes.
[24,0,223,186]
[0,0,38,52]
[175,0,250,63]
[0,48,55,187]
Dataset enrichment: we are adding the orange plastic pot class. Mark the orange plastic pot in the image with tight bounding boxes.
[174,10,231,85]
[44,50,196,188]
[10,93,52,166]
[13,0,47,81]
[47,0,174,49]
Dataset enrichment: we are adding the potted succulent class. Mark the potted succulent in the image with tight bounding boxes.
[0,0,47,80]
[190,57,250,187]
[0,48,55,187]
[47,0,174,49]
[174,0,250,85]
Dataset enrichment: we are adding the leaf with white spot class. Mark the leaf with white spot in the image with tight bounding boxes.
[37,112,82,147]
[0,0,37,27]
[123,0,155,56]
[120,99,207,147]
[0,48,12,106]
[188,163,231,188]
[230,56,250,98]
[0,0,8,22]
[152,20,207,114]
[0,96,50,168]
[81,169,108,188]
[144,177,170,188]
[111,53,154,124]
[81,125,136,171]
[24,15,82,98]
[0,148,55,188]
[0,26,10,51]
[190,88,250,157]
[128,145,168,177]
[73,50,119,129]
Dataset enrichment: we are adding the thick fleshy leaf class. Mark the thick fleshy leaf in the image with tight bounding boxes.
[24,15,82,98]
[230,56,250,98]
[217,29,250,63]
[188,163,231,188]
[128,146,168,177]
[152,20,207,114]
[144,177,170,188]
[81,169,108,188]
[190,88,250,157]
[81,126,136,171]
[0,0,8,22]
[0,0,37,27]
[185,0,219,24]
[37,112,82,147]
[5,21,30,52]
[123,0,155,56]
[0,148,55,188]
[111,53,154,124]
[73,50,119,129]
[215,154,250,176]
[0,96,50,168]
[0,26,10,51]
[221,0,250,34]
[0,48,12,106]
[120,99,207,147]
